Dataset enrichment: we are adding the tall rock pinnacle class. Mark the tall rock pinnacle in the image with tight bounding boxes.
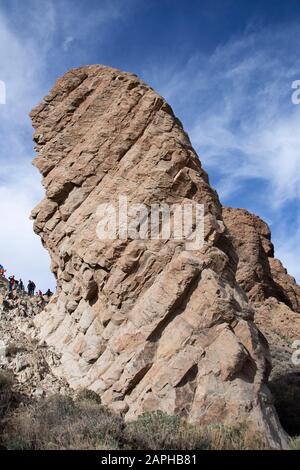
[30,65,287,448]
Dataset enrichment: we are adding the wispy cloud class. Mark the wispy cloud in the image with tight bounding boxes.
[144,22,300,281]
[0,0,126,290]
[0,1,299,287]
[0,164,50,290]
[149,25,300,207]
[62,36,74,52]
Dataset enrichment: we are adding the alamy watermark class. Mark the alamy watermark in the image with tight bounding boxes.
[291,80,300,105]
[96,195,205,250]
[0,80,6,105]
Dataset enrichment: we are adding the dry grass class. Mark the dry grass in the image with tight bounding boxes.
[125,411,268,450]
[2,394,124,450]
[0,370,13,420]
[290,436,300,450]
[0,392,269,450]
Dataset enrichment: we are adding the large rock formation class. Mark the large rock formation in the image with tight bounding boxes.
[30,65,287,448]
[223,207,300,380]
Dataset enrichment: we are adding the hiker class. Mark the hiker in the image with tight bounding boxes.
[45,288,53,297]
[18,279,24,293]
[27,280,36,296]
[7,275,15,294]
[37,289,43,297]
[31,281,36,295]
[28,280,33,296]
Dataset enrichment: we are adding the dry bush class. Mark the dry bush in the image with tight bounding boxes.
[200,423,268,450]
[1,396,268,450]
[124,411,208,450]
[2,394,124,450]
[124,411,267,450]
[0,370,13,420]
[290,436,300,450]
[75,388,102,404]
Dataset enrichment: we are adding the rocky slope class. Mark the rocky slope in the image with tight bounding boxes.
[0,278,69,400]
[30,65,288,448]
[223,207,300,380]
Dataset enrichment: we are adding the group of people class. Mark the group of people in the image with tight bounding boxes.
[0,264,53,298]
[7,276,24,294]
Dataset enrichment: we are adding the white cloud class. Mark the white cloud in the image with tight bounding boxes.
[146,23,300,282]
[0,164,55,291]
[0,6,54,291]
[147,25,300,210]
[0,2,299,288]
[62,36,74,52]
[0,0,126,290]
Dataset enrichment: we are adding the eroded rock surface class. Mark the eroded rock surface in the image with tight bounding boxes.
[223,207,300,379]
[223,207,300,312]
[30,65,287,448]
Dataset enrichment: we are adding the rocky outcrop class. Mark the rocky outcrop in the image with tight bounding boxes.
[223,207,300,379]
[223,207,300,312]
[30,65,288,448]
[0,283,69,399]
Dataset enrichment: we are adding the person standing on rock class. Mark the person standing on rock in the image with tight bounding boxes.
[18,279,24,294]
[27,280,35,296]
[8,275,15,294]
[45,288,53,298]
[31,281,36,296]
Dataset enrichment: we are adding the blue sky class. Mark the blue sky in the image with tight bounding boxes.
[0,0,300,290]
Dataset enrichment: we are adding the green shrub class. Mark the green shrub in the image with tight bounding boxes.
[75,388,102,404]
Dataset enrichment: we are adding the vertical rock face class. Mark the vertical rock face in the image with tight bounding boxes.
[31,65,287,448]
[223,207,300,312]
[223,207,300,379]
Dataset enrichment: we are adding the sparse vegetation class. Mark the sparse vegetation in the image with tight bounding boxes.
[0,370,298,450]
[1,394,124,450]
[0,370,13,420]
[0,392,269,450]
[290,436,300,450]
[124,411,268,450]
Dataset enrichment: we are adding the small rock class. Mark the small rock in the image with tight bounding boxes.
[32,387,45,398]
